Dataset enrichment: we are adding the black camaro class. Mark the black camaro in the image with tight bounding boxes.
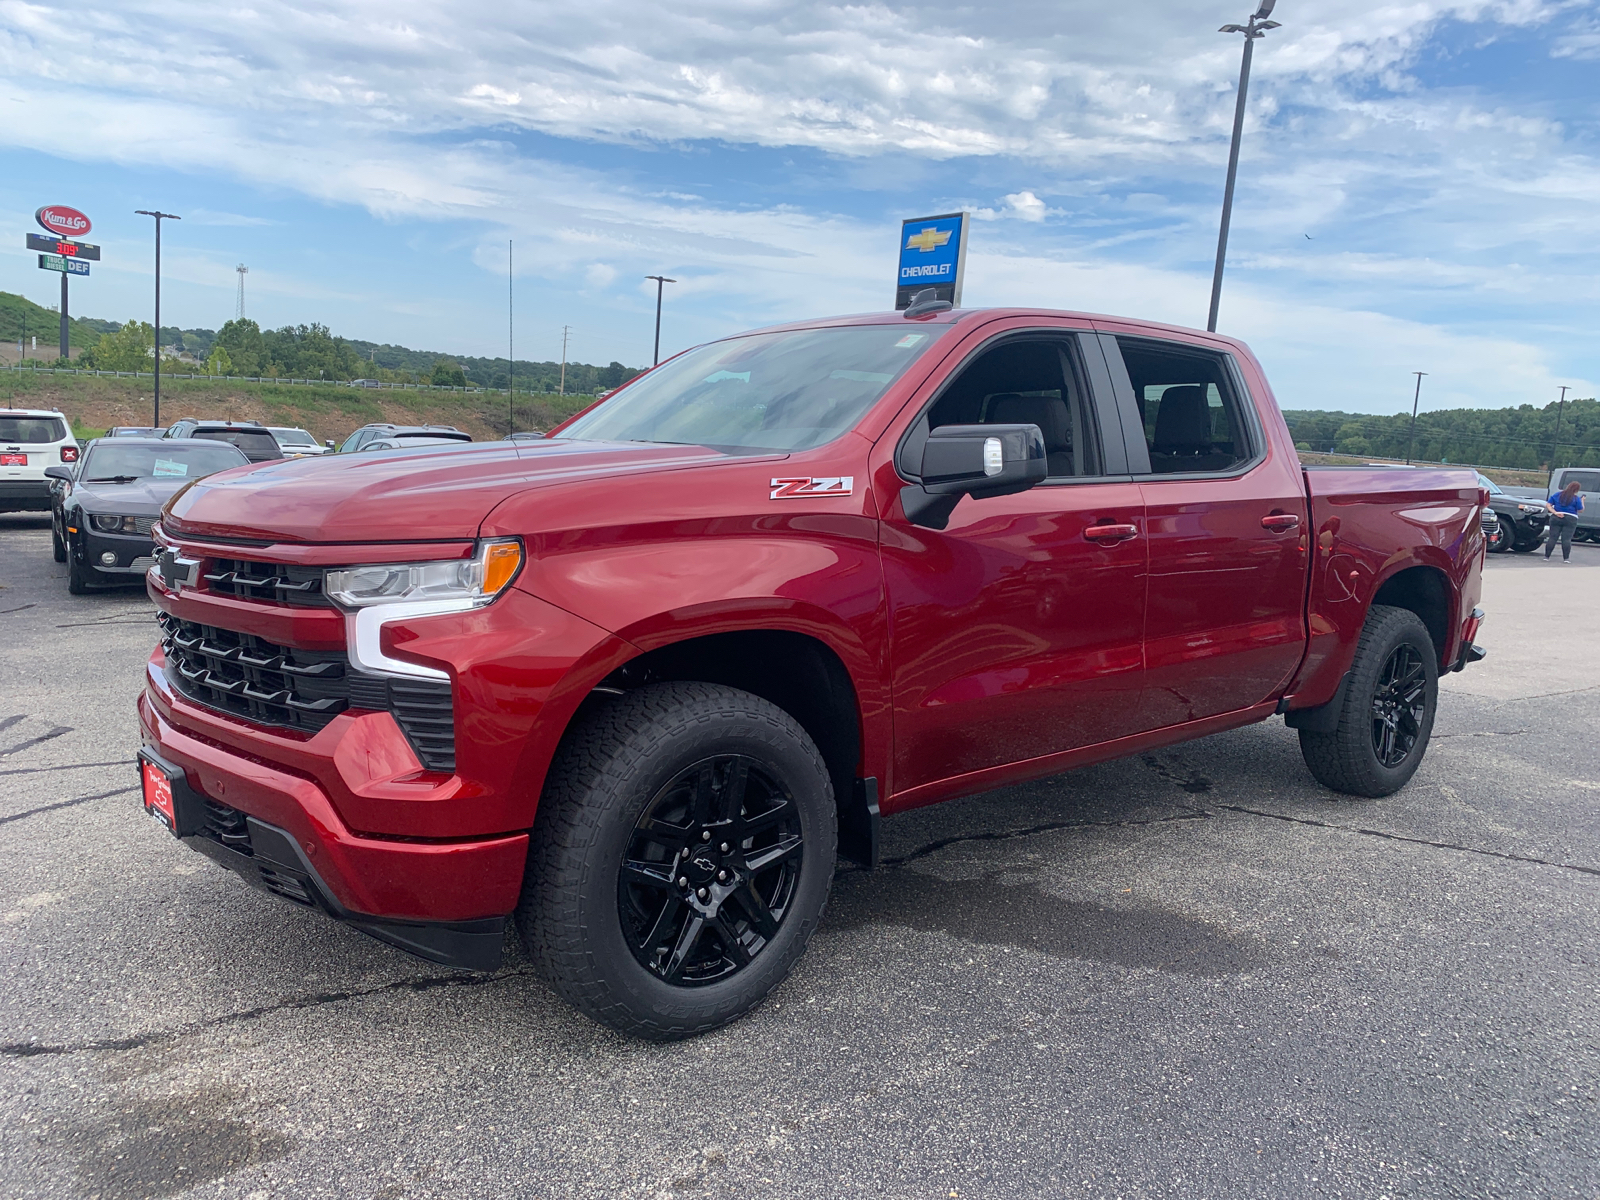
[48,437,250,594]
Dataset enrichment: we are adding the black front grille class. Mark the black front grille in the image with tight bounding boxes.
[158,612,457,771]
[159,612,349,733]
[203,557,332,607]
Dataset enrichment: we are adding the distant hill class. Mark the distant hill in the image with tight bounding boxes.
[0,292,643,392]
[1283,400,1600,471]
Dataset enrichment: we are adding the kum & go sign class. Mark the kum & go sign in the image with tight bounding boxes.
[37,205,92,238]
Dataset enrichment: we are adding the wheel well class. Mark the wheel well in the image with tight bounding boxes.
[584,631,872,863]
[1371,566,1450,668]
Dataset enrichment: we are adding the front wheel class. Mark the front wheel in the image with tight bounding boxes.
[1510,534,1541,553]
[67,557,92,594]
[520,682,837,1041]
[1299,605,1439,797]
[52,520,67,563]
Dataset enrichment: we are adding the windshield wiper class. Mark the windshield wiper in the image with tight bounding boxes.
[85,475,145,483]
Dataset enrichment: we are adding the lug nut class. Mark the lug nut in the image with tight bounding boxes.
[720,843,729,853]
[701,831,711,841]
[678,877,688,888]
[717,870,728,882]
[697,888,708,900]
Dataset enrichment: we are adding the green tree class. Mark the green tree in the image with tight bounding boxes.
[215,319,265,376]
[80,320,154,372]
[430,359,466,387]
[205,345,233,376]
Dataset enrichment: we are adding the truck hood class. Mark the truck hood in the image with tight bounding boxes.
[162,439,733,543]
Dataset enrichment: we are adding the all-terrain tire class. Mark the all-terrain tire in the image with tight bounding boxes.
[519,682,836,1041]
[1298,604,1439,798]
[1510,537,1540,553]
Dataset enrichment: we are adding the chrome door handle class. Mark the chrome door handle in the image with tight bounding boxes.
[1084,523,1139,542]
[1261,513,1300,531]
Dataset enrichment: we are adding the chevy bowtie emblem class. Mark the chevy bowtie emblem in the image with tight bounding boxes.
[905,226,952,253]
[157,549,200,591]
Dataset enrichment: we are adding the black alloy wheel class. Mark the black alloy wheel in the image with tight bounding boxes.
[51,517,67,563]
[618,755,803,986]
[1370,644,1427,768]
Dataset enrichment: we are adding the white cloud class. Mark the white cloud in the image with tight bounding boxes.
[585,262,617,290]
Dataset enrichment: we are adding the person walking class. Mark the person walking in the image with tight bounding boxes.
[1545,480,1584,562]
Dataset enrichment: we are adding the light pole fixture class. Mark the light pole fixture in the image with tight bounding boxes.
[1405,371,1427,465]
[646,275,677,365]
[1552,384,1570,466]
[1207,1,1282,334]
[135,210,181,427]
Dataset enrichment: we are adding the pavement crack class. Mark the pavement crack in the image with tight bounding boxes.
[0,785,137,826]
[1218,804,1600,878]
[0,759,132,777]
[875,809,1211,870]
[0,603,36,614]
[0,724,73,757]
[1434,730,1528,739]
[1,968,541,1058]
[0,715,23,736]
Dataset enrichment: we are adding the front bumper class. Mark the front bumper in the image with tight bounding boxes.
[74,528,158,574]
[138,674,529,969]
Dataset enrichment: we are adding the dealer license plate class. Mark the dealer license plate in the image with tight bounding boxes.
[0,453,25,466]
[141,758,178,833]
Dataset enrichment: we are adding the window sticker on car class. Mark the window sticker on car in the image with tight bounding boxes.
[894,334,928,348]
[152,459,190,477]
[770,476,853,500]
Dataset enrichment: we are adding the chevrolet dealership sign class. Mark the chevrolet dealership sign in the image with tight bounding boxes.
[895,212,968,311]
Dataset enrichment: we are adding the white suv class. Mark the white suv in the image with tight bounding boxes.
[1,408,80,513]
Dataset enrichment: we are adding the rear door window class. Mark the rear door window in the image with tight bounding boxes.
[1115,339,1254,475]
[0,416,67,443]
[1556,470,1600,493]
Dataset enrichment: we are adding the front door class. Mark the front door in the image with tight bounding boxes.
[879,328,1148,802]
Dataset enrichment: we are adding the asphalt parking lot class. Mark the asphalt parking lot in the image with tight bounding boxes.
[2,514,1596,1200]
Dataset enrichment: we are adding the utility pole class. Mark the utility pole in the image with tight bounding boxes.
[235,264,248,321]
[1207,2,1282,333]
[1552,385,1570,467]
[645,275,676,365]
[508,240,515,434]
[136,210,181,427]
[1405,371,1427,465]
[559,325,571,396]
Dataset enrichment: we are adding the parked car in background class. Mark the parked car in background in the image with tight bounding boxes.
[1547,467,1600,542]
[1,408,78,513]
[109,426,164,437]
[1478,472,1549,553]
[506,430,546,441]
[46,438,249,593]
[164,419,284,463]
[359,436,474,452]
[269,427,327,457]
[337,423,471,453]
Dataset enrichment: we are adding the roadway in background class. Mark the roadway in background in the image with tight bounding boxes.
[2,514,1596,1200]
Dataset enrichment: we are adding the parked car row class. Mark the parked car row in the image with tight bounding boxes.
[3,407,521,594]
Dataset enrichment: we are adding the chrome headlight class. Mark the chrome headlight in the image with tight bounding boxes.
[90,513,138,533]
[325,539,523,609]
[1516,503,1541,513]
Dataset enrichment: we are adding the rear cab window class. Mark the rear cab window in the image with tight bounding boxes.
[0,416,67,443]
[1113,338,1256,476]
[192,429,282,459]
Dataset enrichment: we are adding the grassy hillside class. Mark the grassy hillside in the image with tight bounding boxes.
[0,372,595,443]
[0,291,118,353]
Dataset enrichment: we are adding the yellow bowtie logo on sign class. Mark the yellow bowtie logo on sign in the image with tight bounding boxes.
[905,226,952,253]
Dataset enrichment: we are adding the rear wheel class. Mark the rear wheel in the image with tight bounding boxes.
[520,682,836,1041]
[1299,605,1438,798]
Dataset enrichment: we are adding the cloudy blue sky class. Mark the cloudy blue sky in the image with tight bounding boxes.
[1,0,1595,412]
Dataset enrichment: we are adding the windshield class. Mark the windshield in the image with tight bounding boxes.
[0,415,66,443]
[270,427,316,445]
[560,325,951,453]
[82,442,248,480]
[1476,474,1503,495]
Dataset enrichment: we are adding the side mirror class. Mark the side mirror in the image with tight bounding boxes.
[900,423,1047,529]
[44,465,74,483]
[325,439,335,448]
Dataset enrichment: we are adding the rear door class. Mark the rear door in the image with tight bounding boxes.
[876,321,1148,802]
[1097,330,1308,726]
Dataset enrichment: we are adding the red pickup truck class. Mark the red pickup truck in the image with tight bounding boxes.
[139,304,1486,1040]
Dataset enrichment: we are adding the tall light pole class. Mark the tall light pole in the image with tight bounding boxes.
[1552,384,1570,467]
[1405,371,1427,465]
[645,275,676,365]
[1207,2,1282,334]
[136,210,181,427]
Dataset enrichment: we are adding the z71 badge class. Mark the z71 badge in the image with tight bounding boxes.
[770,476,853,500]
